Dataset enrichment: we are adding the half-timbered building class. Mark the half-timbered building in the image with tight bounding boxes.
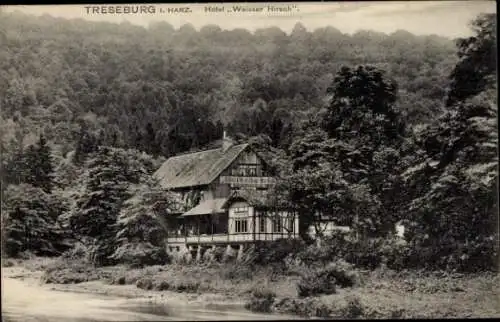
[153,133,299,259]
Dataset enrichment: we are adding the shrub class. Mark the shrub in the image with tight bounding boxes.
[154,280,171,291]
[219,262,255,280]
[296,260,357,297]
[244,287,276,313]
[2,259,16,267]
[341,295,365,318]
[222,246,238,263]
[297,233,385,270]
[212,246,225,262]
[324,260,358,288]
[42,258,111,284]
[173,280,200,293]
[295,243,335,265]
[343,238,385,270]
[60,242,91,261]
[297,272,336,297]
[273,297,332,318]
[136,277,153,290]
[110,242,169,268]
[252,239,307,265]
[381,236,499,272]
[114,276,126,285]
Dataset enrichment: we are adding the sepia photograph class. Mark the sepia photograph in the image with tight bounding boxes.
[0,1,498,321]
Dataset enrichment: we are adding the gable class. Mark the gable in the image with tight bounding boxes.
[220,148,272,177]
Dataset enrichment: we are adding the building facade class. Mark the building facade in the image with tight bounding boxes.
[153,135,299,259]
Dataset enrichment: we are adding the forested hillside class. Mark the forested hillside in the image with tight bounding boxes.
[1,10,456,160]
[1,10,497,272]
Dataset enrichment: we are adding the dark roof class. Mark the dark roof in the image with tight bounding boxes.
[181,198,227,217]
[154,143,249,190]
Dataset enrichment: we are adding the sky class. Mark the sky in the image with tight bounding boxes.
[3,1,497,38]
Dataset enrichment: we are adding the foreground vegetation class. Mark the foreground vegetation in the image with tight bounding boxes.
[3,245,499,319]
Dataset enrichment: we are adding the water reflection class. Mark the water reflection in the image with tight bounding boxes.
[116,301,301,321]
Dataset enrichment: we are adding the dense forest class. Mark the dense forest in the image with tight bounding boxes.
[0,10,497,272]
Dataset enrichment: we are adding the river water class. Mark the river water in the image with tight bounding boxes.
[2,277,300,321]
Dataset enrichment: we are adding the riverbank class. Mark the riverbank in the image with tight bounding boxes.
[2,258,249,311]
[3,257,500,319]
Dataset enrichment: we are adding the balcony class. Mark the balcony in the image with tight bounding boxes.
[166,236,185,244]
[166,232,296,245]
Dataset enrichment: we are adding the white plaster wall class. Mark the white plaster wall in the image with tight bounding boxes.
[228,201,254,234]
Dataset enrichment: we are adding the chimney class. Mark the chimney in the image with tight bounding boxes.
[222,130,233,152]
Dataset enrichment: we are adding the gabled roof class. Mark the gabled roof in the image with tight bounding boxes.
[181,198,227,217]
[154,143,250,190]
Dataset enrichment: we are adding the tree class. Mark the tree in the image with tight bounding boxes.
[8,134,55,193]
[2,184,69,257]
[320,65,407,236]
[68,147,130,265]
[402,13,498,271]
[275,122,380,240]
[33,134,54,193]
[66,146,160,265]
[110,178,177,266]
[446,13,497,107]
[144,122,159,155]
[73,126,99,165]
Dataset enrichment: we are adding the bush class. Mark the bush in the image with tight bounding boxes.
[2,259,16,267]
[114,276,126,285]
[61,242,90,261]
[244,287,276,313]
[295,243,335,265]
[251,239,307,265]
[382,236,499,272]
[154,280,171,291]
[219,262,255,280]
[296,260,357,297]
[297,272,336,298]
[295,233,385,270]
[42,259,112,284]
[343,238,385,270]
[136,277,153,290]
[273,297,332,318]
[212,246,225,262]
[341,295,364,318]
[110,242,169,268]
[173,280,200,293]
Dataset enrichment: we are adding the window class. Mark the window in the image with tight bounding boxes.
[260,216,267,233]
[231,164,260,177]
[233,206,249,213]
[287,217,294,233]
[272,217,282,233]
[235,219,248,233]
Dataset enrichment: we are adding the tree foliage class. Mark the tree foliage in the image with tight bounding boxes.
[402,13,498,271]
[1,11,496,272]
[446,13,497,107]
[278,65,407,239]
[1,184,69,257]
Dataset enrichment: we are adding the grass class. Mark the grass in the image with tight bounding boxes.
[7,256,500,319]
[272,269,500,319]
